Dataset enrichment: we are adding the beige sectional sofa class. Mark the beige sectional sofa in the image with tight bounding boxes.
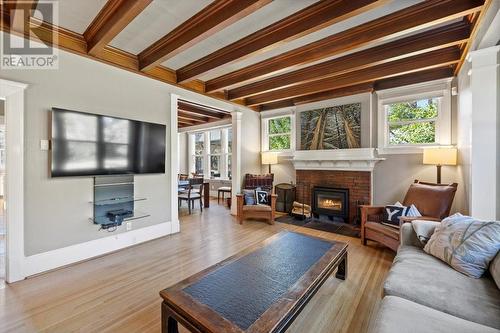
[372,222,500,333]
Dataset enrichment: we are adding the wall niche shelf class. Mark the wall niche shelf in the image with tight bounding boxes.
[91,175,149,231]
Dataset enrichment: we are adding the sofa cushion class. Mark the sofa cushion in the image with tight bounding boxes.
[243,205,271,212]
[365,222,399,240]
[384,246,500,329]
[372,296,500,333]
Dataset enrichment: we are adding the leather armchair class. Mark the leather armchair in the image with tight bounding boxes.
[236,174,276,225]
[361,180,458,251]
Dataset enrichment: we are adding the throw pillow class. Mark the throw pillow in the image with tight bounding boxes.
[255,190,269,205]
[382,204,408,228]
[243,189,256,205]
[406,204,422,217]
[411,220,440,245]
[424,213,500,278]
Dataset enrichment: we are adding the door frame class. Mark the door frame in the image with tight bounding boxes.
[0,79,27,283]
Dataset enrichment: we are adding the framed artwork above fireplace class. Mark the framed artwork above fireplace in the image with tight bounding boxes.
[300,102,361,150]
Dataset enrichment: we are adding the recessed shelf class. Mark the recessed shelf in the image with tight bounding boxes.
[91,197,147,206]
[90,210,150,225]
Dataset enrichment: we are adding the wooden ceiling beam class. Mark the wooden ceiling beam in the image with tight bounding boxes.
[84,0,152,56]
[176,0,387,83]
[178,101,230,119]
[259,67,456,111]
[245,47,461,106]
[374,66,456,91]
[260,82,375,111]
[206,0,485,93]
[178,111,210,123]
[454,0,494,74]
[138,0,272,72]
[228,21,470,100]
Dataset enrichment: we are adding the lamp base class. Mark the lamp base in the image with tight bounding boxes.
[436,165,442,184]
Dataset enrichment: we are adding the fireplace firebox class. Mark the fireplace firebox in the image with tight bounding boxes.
[312,187,349,222]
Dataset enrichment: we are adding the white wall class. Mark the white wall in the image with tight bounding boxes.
[0,33,256,258]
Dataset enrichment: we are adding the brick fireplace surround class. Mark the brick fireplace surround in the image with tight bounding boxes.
[296,170,371,224]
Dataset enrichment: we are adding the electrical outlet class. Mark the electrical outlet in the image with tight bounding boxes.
[126,222,132,231]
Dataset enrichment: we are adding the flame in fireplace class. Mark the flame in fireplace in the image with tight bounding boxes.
[319,199,342,210]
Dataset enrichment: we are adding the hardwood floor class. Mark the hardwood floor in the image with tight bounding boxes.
[0,200,394,333]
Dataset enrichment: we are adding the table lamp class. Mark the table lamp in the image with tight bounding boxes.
[423,147,457,184]
[261,152,278,174]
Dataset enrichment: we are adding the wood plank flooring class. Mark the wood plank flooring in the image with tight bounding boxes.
[0,200,394,333]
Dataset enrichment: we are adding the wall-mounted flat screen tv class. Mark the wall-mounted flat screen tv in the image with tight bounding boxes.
[51,108,166,177]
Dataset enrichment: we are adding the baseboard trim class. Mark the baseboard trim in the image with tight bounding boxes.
[23,221,177,279]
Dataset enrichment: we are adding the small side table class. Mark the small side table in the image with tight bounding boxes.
[217,187,232,205]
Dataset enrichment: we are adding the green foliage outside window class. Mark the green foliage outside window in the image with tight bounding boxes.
[268,117,291,150]
[388,98,438,145]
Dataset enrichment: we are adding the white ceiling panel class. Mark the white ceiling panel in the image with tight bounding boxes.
[188,0,425,81]
[161,0,318,69]
[34,0,108,34]
[110,0,213,54]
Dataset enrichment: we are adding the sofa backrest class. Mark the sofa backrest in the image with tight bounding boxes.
[490,252,500,290]
[243,173,274,192]
[403,180,458,219]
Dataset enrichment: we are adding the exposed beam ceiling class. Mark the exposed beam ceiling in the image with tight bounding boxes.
[178,100,230,120]
[260,66,456,111]
[205,0,484,93]
[245,47,461,106]
[0,0,490,123]
[176,0,387,83]
[374,66,456,91]
[259,83,375,111]
[138,0,272,72]
[84,0,152,56]
[228,21,471,100]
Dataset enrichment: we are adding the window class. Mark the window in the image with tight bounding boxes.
[387,98,438,145]
[194,132,204,175]
[209,130,221,178]
[377,79,452,154]
[262,115,294,152]
[189,127,232,179]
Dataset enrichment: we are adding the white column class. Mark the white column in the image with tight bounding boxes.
[231,111,242,215]
[221,128,228,179]
[470,45,500,220]
[169,94,180,233]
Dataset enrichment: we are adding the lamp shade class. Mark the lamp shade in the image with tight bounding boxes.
[423,147,457,166]
[261,151,278,165]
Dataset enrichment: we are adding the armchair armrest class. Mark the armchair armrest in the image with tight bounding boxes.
[360,205,384,226]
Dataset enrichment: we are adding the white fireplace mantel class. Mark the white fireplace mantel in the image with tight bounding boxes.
[291,148,385,172]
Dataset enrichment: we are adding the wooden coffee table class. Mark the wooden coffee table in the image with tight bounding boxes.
[160,231,348,333]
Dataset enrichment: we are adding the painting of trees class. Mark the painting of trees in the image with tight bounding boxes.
[300,103,361,150]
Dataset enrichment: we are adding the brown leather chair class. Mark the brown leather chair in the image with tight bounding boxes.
[236,174,277,225]
[361,180,458,251]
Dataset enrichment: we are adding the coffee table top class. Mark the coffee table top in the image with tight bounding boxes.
[160,231,347,333]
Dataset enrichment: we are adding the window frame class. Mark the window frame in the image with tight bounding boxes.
[188,126,232,179]
[261,113,295,154]
[377,79,452,154]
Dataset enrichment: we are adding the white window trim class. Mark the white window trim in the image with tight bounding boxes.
[261,112,296,155]
[376,78,452,155]
[188,126,232,180]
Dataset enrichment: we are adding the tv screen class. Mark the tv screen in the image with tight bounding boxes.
[51,108,166,177]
